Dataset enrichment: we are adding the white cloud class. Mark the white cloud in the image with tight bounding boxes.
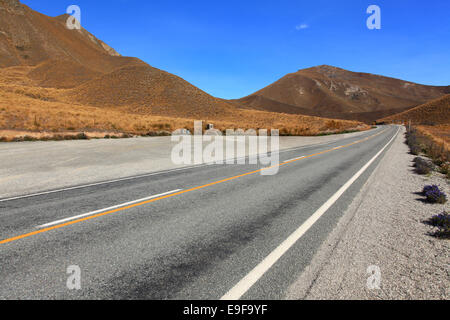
[295,23,309,30]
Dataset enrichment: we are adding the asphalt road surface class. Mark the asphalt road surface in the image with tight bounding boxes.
[0,125,399,299]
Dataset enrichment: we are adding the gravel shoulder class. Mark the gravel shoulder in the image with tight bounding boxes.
[286,126,449,300]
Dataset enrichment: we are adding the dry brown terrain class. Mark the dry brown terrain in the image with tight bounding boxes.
[0,67,367,140]
[0,0,369,140]
[233,65,449,123]
[379,94,450,126]
[417,125,450,146]
[379,94,450,159]
[415,125,450,163]
[408,125,449,178]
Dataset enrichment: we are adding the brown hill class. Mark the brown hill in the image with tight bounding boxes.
[0,0,370,139]
[65,63,237,119]
[0,0,237,117]
[233,65,449,123]
[28,59,101,89]
[0,0,124,70]
[379,94,450,125]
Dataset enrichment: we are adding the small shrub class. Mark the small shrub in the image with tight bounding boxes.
[413,157,433,175]
[422,185,448,204]
[145,131,171,137]
[406,129,422,155]
[427,211,450,239]
[23,135,37,142]
[53,135,64,141]
[75,133,88,140]
[410,144,421,155]
[439,163,449,176]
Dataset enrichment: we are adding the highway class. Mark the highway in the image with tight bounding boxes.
[0,125,399,299]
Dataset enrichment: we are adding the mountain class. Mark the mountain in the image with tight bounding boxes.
[379,94,450,125]
[0,0,237,117]
[233,65,449,123]
[64,61,237,119]
[0,1,369,139]
[0,0,124,71]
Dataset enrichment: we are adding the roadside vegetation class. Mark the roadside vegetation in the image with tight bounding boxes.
[406,126,449,179]
[413,157,434,175]
[422,185,448,204]
[418,185,448,239]
[407,126,449,240]
[425,210,450,239]
[0,98,369,142]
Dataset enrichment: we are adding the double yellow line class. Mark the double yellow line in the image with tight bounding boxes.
[0,128,387,246]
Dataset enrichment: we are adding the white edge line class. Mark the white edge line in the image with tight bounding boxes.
[0,128,383,203]
[220,126,399,300]
[36,189,182,229]
[0,165,205,202]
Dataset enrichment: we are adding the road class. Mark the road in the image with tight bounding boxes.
[0,125,399,299]
[0,131,370,199]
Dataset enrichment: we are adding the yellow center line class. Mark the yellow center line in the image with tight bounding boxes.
[0,128,388,245]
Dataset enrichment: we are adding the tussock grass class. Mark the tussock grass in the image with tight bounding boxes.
[406,126,449,179]
[0,81,369,140]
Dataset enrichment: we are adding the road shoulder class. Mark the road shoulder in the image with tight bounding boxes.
[286,126,449,300]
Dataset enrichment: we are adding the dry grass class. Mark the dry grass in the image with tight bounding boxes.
[383,94,449,177]
[0,5,370,142]
[406,126,449,178]
[0,74,369,141]
[379,94,450,125]
[416,125,450,168]
[417,125,450,146]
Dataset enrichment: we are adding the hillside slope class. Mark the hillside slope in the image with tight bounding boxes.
[0,0,370,139]
[379,94,450,125]
[65,62,237,119]
[233,65,449,123]
[0,0,123,71]
[0,0,238,117]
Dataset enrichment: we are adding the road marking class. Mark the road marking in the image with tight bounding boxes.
[285,156,305,162]
[0,167,206,203]
[55,156,81,165]
[0,129,380,203]
[220,127,399,300]
[0,127,390,245]
[36,189,183,228]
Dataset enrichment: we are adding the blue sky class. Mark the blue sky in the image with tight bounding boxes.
[22,0,450,99]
